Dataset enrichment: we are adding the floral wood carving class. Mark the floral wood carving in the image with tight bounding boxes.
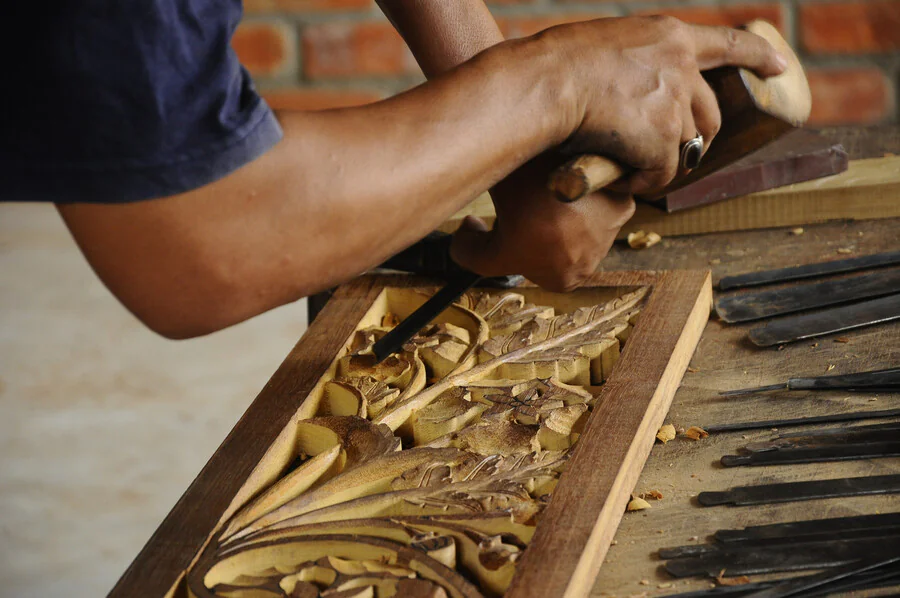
[188,286,649,598]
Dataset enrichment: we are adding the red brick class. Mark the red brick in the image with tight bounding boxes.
[498,13,613,39]
[807,68,892,125]
[244,0,371,13]
[800,1,900,54]
[232,21,294,77]
[302,22,417,78]
[262,88,382,111]
[632,4,785,32]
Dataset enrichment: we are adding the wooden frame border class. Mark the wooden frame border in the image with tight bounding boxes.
[109,270,711,598]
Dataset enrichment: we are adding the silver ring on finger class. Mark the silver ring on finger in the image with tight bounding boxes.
[679,132,704,171]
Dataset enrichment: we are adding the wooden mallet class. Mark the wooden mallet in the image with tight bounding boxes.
[548,20,812,203]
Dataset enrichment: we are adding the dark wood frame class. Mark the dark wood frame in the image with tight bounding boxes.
[109,270,711,598]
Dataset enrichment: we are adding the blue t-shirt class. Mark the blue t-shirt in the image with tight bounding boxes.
[0,1,283,203]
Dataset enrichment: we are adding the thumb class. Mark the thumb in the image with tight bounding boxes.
[450,216,508,277]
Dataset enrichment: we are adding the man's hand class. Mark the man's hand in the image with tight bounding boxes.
[451,155,635,292]
[542,16,786,194]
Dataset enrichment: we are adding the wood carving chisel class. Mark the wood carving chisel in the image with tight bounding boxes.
[660,527,900,560]
[720,441,900,467]
[749,293,900,346]
[714,268,900,323]
[664,536,900,578]
[719,366,900,397]
[715,512,900,544]
[703,408,900,433]
[697,473,900,507]
[718,249,900,291]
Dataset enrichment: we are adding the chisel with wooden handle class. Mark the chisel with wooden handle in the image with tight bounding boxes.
[548,20,812,203]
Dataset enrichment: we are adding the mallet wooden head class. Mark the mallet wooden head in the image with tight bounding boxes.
[549,20,812,202]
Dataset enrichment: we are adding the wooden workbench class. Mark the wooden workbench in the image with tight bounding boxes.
[589,124,900,596]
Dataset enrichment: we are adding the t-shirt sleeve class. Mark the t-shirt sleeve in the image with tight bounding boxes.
[0,1,283,204]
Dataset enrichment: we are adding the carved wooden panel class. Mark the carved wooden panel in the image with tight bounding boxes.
[109,271,711,598]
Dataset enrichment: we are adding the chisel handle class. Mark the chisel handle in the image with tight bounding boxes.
[787,367,900,392]
[548,155,624,202]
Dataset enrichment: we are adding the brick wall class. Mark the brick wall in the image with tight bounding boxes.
[233,0,900,125]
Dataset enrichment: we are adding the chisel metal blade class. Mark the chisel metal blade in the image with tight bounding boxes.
[698,474,900,507]
[715,512,900,544]
[749,292,900,346]
[664,537,900,579]
[720,441,900,467]
[703,408,900,433]
[715,268,900,323]
[718,250,900,291]
[371,271,482,363]
[718,367,900,398]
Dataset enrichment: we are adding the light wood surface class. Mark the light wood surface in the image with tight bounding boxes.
[444,156,900,238]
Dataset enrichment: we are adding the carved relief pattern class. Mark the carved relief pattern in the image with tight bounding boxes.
[188,287,648,598]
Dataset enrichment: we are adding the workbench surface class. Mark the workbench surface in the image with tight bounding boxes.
[589,124,899,596]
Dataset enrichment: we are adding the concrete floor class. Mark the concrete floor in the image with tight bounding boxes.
[0,203,308,597]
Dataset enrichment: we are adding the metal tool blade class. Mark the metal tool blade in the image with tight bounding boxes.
[738,555,900,598]
[749,293,900,346]
[718,250,900,291]
[698,474,900,507]
[371,271,482,363]
[743,426,900,451]
[660,526,900,560]
[718,367,900,398]
[664,536,900,578]
[720,441,900,467]
[715,268,900,323]
[703,408,900,433]
[715,512,900,544]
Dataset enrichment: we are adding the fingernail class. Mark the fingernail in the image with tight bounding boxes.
[774,52,789,71]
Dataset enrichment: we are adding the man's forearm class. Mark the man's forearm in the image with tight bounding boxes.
[58,39,573,338]
[377,0,504,76]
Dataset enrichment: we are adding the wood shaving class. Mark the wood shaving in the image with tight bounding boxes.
[656,424,676,444]
[717,570,751,586]
[627,230,662,249]
[626,497,652,511]
[658,582,673,589]
[640,490,664,500]
[639,580,649,586]
[684,426,709,441]
[826,364,835,372]
[834,337,850,343]
[790,227,804,235]
[708,258,721,265]
[687,367,699,373]
[810,342,818,348]
[837,247,853,254]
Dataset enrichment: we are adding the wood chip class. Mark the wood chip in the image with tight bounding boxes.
[717,570,751,587]
[826,364,835,372]
[708,258,721,265]
[810,342,818,348]
[790,227,804,235]
[639,580,649,586]
[684,426,709,441]
[656,424,676,444]
[658,582,673,589]
[837,247,853,254]
[640,490,664,500]
[687,367,699,373]
[834,337,850,343]
[627,230,662,249]
[626,497,652,511]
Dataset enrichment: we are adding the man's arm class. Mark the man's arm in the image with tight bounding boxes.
[58,17,783,339]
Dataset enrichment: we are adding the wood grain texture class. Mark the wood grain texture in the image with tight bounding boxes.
[111,270,711,598]
[507,271,712,598]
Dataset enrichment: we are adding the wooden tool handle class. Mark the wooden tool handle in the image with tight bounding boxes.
[548,155,624,202]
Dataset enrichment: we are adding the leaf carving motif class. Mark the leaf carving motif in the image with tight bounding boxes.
[188,286,648,598]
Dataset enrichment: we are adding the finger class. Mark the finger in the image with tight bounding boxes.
[691,75,721,154]
[691,25,787,77]
[449,216,511,277]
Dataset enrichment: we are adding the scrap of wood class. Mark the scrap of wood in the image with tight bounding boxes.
[684,426,709,440]
[440,157,900,238]
[656,424,677,444]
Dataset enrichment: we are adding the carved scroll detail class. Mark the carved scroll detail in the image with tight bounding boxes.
[188,286,648,598]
